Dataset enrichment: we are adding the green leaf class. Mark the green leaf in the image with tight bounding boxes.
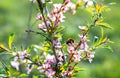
[97,23,112,29]
[44,42,50,53]
[108,39,114,44]
[33,76,38,78]
[18,73,28,77]
[92,0,97,8]
[8,33,15,49]
[72,67,84,77]
[101,37,108,44]
[107,46,113,52]
[0,43,8,52]
[103,46,113,52]
[57,26,64,32]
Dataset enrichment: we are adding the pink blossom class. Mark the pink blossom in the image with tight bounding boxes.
[78,26,86,30]
[67,43,82,62]
[78,34,88,50]
[45,54,57,64]
[18,50,28,59]
[68,66,73,71]
[45,68,55,78]
[37,65,45,73]
[87,52,95,63]
[26,64,34,74]
[38,23,47,31]
[61,71,68,77]
[43,63,51,69]
[67,2,76,14]
[52,40,62,48]
[53,4,62,12]
[36,14,43,20]
[10,60,19,70]
[10,50,29,71]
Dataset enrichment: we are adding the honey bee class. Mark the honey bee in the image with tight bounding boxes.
[66,38,74,45]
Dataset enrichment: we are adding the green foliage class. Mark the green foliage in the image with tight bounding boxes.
[8,33,15,50]
[0,0,120,78]
[97,23,112,29]
[0,43,8,52]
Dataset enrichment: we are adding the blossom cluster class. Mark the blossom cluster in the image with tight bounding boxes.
[6,0,111,78]
[36,0,76,31]
[11,50,29,70]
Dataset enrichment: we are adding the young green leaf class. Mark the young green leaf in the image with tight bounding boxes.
[0,43,8,52]
[104,46,113,52]
[97,23,112,29]
[8,33,15,49]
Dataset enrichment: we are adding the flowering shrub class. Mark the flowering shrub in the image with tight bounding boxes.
[0,0,113,78]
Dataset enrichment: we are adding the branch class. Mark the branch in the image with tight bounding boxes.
[26,29,50,41]
[37,0,49,32]
[24,1,34,49]
[50,40,59,63]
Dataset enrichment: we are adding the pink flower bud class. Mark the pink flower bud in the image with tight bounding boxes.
[68,66,73,71]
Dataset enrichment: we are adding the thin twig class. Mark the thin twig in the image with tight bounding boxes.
[51,40,59,63]
[37,0,49,32]
[30,20,38,28]
[36,0,58,64]
[24,1,33,49]
[26,30,49,41]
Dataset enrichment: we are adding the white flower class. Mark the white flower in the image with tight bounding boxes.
[84,0,93,7]
[45,54,56,64]
[10,60,19,70]
[36,13,42,20]
[18,50,28,59]
[78,26,86,30]
[30,0,36,3]
[45,68,55,78]
[78,34,88,50]
[87,52,95,63]
[26,64,34,74]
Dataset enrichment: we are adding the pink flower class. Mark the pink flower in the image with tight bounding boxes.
[68,66,73,71]
[61,71,68,76]
[78,34,88,50]
[45,54,57,64]
[78,26,86,30]
[66,2,76,14]
[43,63,50,69]
[36,14,43,20]
[52,40,62,48]
[45,68,55,78]
[10,50,29,71]
[67,46,74,53]
[10,60,19,70]
[87,52,95,63]
[50,4,66,26]
[38,23,47,31]
[56,50,63,61]
[18,50,28,59]
[26,64,34,74]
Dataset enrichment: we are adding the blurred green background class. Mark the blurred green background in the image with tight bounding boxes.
[0,0,120,78]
